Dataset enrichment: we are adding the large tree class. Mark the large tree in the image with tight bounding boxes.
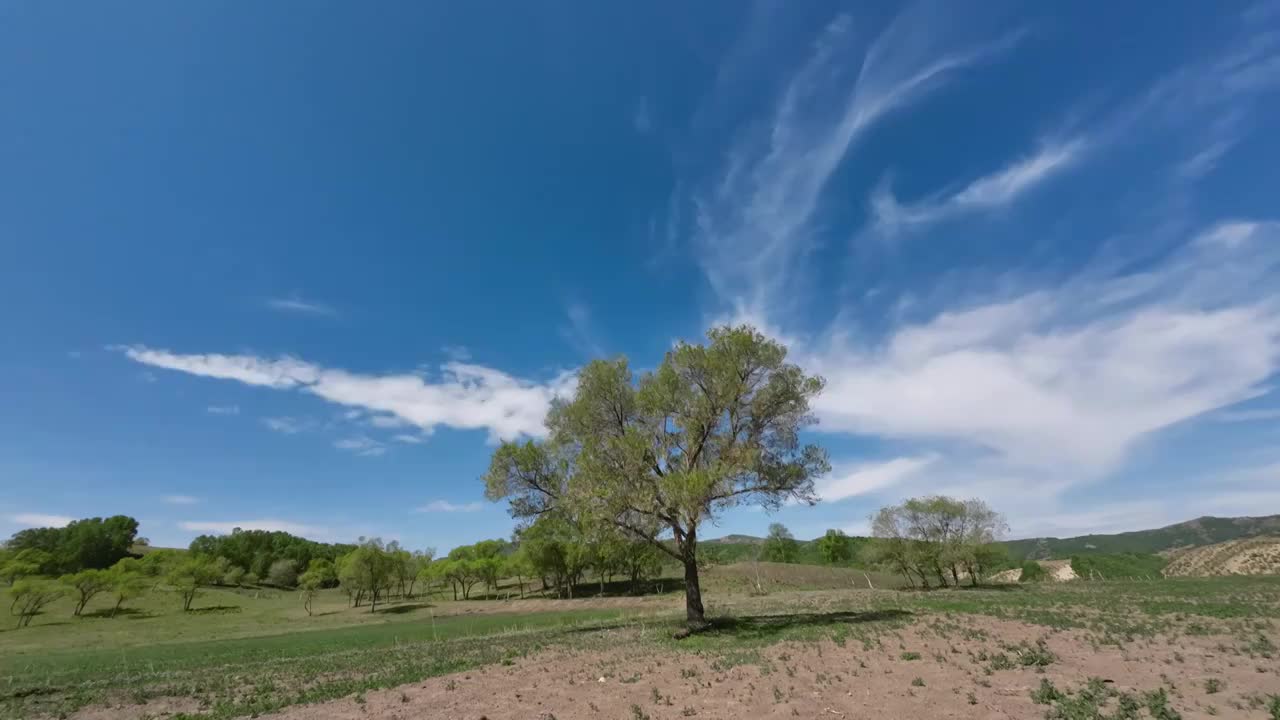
[484,325,829,629]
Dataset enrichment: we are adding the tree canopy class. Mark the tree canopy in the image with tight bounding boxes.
[866,496,1009,588]
[187,528,354,579]
[4,516,139,574]
[484,325,829,628]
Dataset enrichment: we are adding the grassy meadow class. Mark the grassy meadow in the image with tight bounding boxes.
[4,570,1279,719]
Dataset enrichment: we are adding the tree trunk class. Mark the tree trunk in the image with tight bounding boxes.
[682,556,706,628]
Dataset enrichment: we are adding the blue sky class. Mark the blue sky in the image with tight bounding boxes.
[3,2,1280,552]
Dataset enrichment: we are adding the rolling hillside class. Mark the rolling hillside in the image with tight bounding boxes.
[702,514,1280,568]
[1163,536,1280,577]
[1000,514,1280,560]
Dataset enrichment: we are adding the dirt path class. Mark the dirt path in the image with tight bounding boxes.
[253,618,1278,720]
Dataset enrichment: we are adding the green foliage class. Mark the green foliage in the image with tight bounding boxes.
[4,516,139,574]
[0,548,55,584]
[165,557,221,612]
[1070,553,1167,580]
[815,529,854,565]
[1019,560,1048,582]
[7,577,63,628]
[484,325,831,627]
[267,559,299,588]
[61,568,113,616]
[867,496,1008,587]
[760,523,800,563]
[106,560,148,617]
[187,529,354,582]
[1000,514,1280,560]
[517,515,591,599]
[1031,678,1063,704]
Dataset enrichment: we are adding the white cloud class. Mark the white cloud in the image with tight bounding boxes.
[162,495,201,505]
[392,434,427,444]
[206,405,240,415]
[415,500,485,513]
[9,513,74,528]
[119,347,320,389]
[560,302,605,357]
[1214,407,1280,422]
[266,296,336,316]
[815,455,937,502]
[334,435,387,457]
[693,6,1024,317]
[261,416,311,434]
[807,223,1280,477]
[178,519,331,538]
[121,349,576,442]
[872,139,1084,233]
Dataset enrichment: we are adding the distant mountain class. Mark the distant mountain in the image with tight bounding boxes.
[703,534,766,545]
[1001,515,1280,561]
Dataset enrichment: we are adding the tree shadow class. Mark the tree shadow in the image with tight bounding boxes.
[80,608,152,619]
[187,605,242,615]
[702,609,914,640]
[375,602,434,615]
[952,583,1026,593]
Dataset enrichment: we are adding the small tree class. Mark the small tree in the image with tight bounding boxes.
[9,578,63,628]
[63,568,113,616]
[867,496,1008,587]
[267,559,298,588]
[816,529,853,565]
[166,558,218,611]
[761,523,800,563]
[484,325,830,630]
[108,567,148,617]
[298,570,322,616]
[223,565,246,587]
[242,571,260,587]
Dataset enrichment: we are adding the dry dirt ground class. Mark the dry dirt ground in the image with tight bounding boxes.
[1165,537,1280,577]
[247,617,1278,720]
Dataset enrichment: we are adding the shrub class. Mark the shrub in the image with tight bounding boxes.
[267,559,298,588]
[1019,561,1048,582]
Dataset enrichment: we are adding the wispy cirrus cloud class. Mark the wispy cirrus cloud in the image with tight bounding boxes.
[261,416,314,435]
[559,302,605,358]
[119,349,576,442]
[333,435,387,457]
[1214,407,1280,423]
[871,139,1085,234]
[206,405,240,416]
[8,513,74,528]
[693,4,1025,317]
[415,500,484,513]
[265,296,337,317]
[162,495,201,505]
[815,455,938,503]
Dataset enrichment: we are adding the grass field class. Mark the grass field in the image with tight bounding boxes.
[3,571,1279,719]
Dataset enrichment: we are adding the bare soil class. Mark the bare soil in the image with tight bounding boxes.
[248,617,1278,720]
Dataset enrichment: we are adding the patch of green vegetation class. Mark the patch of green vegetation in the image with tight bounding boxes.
[1000,514,1280,561]
[1070,553,1167,580]
[0,608,630,718]
[1019,561,1048,582]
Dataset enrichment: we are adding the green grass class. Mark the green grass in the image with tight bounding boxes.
[1070,553,1168,580]
[3,574,1278,719]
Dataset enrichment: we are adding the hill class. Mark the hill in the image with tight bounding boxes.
[1163,536,1280,577]
[1000,514,1280,560]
